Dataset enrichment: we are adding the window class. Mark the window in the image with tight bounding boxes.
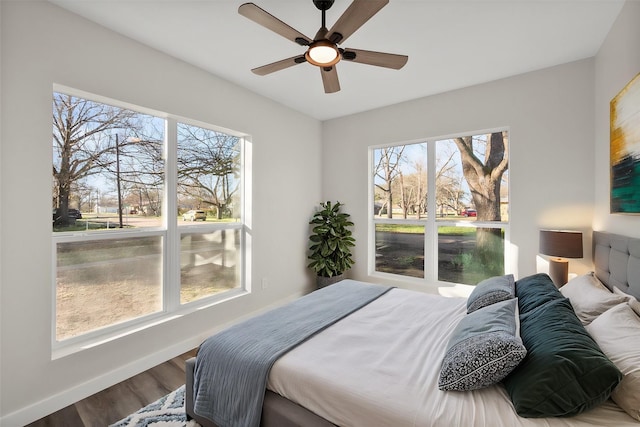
[371,131,509,285]
[52,89,247,344]
[177,123,243,304]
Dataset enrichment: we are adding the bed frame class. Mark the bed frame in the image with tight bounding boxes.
[185,230,640,427]
[185,357,335,427]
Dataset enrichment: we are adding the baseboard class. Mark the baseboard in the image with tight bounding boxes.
[0,336,201,427]
[1,292,304,426]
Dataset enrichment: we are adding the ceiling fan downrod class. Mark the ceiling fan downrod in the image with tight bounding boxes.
[314,0,334,29]
[306,0,340,67]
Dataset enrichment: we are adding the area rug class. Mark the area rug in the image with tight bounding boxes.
[110,385,201,427]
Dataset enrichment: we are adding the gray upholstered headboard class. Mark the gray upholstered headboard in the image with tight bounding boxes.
[593,231,640,300]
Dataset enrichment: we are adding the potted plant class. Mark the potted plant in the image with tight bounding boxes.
[307,201,355,288]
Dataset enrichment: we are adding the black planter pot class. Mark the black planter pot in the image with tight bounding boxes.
[316,273,345,289]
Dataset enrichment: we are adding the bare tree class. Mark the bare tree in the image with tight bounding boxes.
[378,143,466,220]
[177,124,240,219]
[397,171,412,219]
[453,132,508,220]
[436,174,466,215]
[453,132,509,250]
[392,169,426,219]
[104,133,164,218]
[412,159,427,219]
[434,147,460,216]
[374,146,405,218]
[52,93,139,226]
[71,181,94,213]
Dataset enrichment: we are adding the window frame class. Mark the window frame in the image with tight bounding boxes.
[368,128,511,285]
[51,85,250,357]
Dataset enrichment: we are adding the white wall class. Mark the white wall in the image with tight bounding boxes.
[594,0,640,235]
[0,1,321,425]
[322,59,596,291]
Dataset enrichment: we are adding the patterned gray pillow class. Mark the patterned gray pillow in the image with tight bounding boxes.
[467,274,515,313]
[438,298,526,391]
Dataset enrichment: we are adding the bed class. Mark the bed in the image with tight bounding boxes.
[185,230,640,426]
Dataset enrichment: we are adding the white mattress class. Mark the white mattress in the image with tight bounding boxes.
[267,288,638,427]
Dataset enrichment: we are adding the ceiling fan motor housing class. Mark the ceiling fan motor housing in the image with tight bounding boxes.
[313,0,335,11]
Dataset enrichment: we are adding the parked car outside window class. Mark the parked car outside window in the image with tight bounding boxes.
[53,208,82,220]
[460,208,477,217]
[182,210,207,221]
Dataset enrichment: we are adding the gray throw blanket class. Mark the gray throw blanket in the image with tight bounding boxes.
[193,279,393,427]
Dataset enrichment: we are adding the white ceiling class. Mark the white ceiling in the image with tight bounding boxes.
[49,0,624,121]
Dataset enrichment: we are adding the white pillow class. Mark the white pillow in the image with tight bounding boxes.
[586,303,640,421]
[612,286,640,317]
[559,272,627,325]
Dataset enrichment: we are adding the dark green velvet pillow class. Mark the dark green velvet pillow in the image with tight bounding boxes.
[514,273,563,315]
[502,297,622,417]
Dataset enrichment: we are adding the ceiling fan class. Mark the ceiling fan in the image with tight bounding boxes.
[238,0,408,94]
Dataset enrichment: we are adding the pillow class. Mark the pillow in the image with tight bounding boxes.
[514,273,564,315]
[560,272,628,325]
[439,298,526,391]
[502,297,622,418]
[612,286,640,316]
[466,274,515,313]
[586,303,640,421]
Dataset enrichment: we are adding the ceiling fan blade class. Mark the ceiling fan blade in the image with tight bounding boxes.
[342,48,408,69]
[251,55,307,76]
[239,3,312,46]
[327,0,388,45]
[320,66,340,93]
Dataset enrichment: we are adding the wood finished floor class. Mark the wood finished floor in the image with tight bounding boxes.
[26,349,197,427]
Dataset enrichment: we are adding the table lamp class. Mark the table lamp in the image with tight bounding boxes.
[539,229,583,287]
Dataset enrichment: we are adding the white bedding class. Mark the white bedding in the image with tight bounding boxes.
[267,288,638,427]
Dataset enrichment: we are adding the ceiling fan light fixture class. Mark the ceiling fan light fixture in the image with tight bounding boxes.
[240,1,406,93]
[305,40,340,66]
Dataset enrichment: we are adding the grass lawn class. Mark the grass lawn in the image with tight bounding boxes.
[375,223,477,235]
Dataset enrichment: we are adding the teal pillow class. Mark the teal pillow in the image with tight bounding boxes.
[502,297,622,417]
[467,274,515,313]
[514,273,563,314]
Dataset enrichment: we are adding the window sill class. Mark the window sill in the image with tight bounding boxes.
[52,288,248,360]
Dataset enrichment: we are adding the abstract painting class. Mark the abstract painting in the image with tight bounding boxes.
[611,72,640,214]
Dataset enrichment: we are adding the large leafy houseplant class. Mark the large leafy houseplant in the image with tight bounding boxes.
[308,201,355,284]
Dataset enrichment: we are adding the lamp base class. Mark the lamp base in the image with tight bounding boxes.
[548,257,569,287]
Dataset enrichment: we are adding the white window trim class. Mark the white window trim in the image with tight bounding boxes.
[51,86,251,358]
[368,128,511,285]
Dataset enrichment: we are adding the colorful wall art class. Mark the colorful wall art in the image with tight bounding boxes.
[611,72,640,214]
